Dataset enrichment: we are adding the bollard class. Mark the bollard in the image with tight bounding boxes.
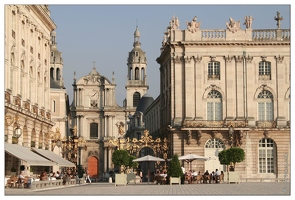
[109,177,112,183]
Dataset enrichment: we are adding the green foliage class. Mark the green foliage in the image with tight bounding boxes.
[112,150,130,167]
[218,147,245,171]
[129,155,138,169]
[226,147,245,166]
[167,154,183,177]
[218,149,230,165]
[77,165,85,178]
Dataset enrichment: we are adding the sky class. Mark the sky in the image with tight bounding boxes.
[1,1,294,198]
[46,3,291,106]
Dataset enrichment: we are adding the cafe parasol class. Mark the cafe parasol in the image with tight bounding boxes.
[178,153,209,171]
[133,155,165,184]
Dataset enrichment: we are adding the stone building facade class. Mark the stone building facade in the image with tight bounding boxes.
[4,5,57,174]
[70,27,149,177]
[154,14,290,179]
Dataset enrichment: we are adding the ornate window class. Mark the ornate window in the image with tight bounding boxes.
[258,90,273,121]
[258,138,275,173]
[205,138,224,148]
[207,90,222,120]
[133,92,140,107]
[259,61,271,80]
[208,62,220,80]
[90,122,98,139]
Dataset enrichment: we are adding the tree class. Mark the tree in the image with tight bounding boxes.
[227,147,245,169]
[218,147,245,171]
[128,155,138,169]
[112,150,130,172]
[167,154,183,177]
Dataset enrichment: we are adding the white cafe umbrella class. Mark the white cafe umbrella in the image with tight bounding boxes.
[178,153,209,171]
[133,155,165,184]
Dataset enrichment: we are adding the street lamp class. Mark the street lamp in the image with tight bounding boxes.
[229,126,234,147]
[77,136,86,166]
[13,126,22,138]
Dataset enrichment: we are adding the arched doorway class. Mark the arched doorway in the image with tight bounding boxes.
[204,138,225,172]
[138,147,155,182]
[88,156,99,178]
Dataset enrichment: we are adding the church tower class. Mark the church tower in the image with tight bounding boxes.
[125,26,149,109]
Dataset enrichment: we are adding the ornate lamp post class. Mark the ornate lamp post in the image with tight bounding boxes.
[229,126,234,147]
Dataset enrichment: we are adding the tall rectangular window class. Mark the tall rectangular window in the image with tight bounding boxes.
[90,123,98,138]
[52,100,56,112]
[208,62,220,80]
[259,138,275,173]
[259,61,271,80]
[258,102,273,121]
[207,102,222,120]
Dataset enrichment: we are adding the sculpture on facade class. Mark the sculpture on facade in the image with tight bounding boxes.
[116,122,125,136]
[243,15,254,29]
[73,125,77,136]
[274,11,283,29]
[186,16,201,33]
[226,17,240,33]
[162,16,180,45]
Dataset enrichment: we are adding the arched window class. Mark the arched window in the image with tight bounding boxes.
[129,67,133,80]
[135,67,140,80]
[258,138,275,173]
[90,122,98,138]
[141,67,145,80]
[258,90,273,121]
[205,138,225,148]
[50,67,54,79]
[207,90,222,120]
[56,68,60,80]
[133,92,141,107]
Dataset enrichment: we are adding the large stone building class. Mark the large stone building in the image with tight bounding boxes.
[4,5,56,174]
[153,14,290,179]
[70,26,149,177]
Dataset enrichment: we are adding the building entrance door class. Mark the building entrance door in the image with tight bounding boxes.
[88,156,99,178]
[204,138,225,173]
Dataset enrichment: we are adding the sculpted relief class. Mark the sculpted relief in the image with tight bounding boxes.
[186,16,201,33]
[226,17,240,33]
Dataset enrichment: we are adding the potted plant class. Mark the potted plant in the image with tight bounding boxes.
[167,154,183,185]
[112,150,130,186]
[218,147,245,183]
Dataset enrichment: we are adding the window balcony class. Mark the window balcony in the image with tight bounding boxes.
[208,74,220,80]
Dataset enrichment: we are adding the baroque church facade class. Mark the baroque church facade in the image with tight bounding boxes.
[70,27,149,177]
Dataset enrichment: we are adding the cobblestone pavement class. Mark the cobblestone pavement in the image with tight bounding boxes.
[4,182,291,196]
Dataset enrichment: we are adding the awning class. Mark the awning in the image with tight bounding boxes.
[32,148,75,167]
[5,143,54,166]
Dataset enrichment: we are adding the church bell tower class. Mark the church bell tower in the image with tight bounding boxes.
[125,26,149,109]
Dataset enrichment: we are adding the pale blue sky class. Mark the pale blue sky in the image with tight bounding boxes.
[1,2,292,106]
[48,4,291,105]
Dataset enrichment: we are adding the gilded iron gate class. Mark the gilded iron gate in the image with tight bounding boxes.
[108,129,169,171]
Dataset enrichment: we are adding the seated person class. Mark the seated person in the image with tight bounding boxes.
[192,170,198,177]
[203,170,210,183]
[55,171,61,179]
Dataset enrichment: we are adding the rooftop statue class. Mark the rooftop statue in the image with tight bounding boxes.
[243,15,254,29]
[186,16,201,33]
[226,17,240,33]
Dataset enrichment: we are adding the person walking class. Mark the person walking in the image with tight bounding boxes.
[85,169,91,184]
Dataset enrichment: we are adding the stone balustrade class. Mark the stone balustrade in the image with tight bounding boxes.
[30,179,77,189]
